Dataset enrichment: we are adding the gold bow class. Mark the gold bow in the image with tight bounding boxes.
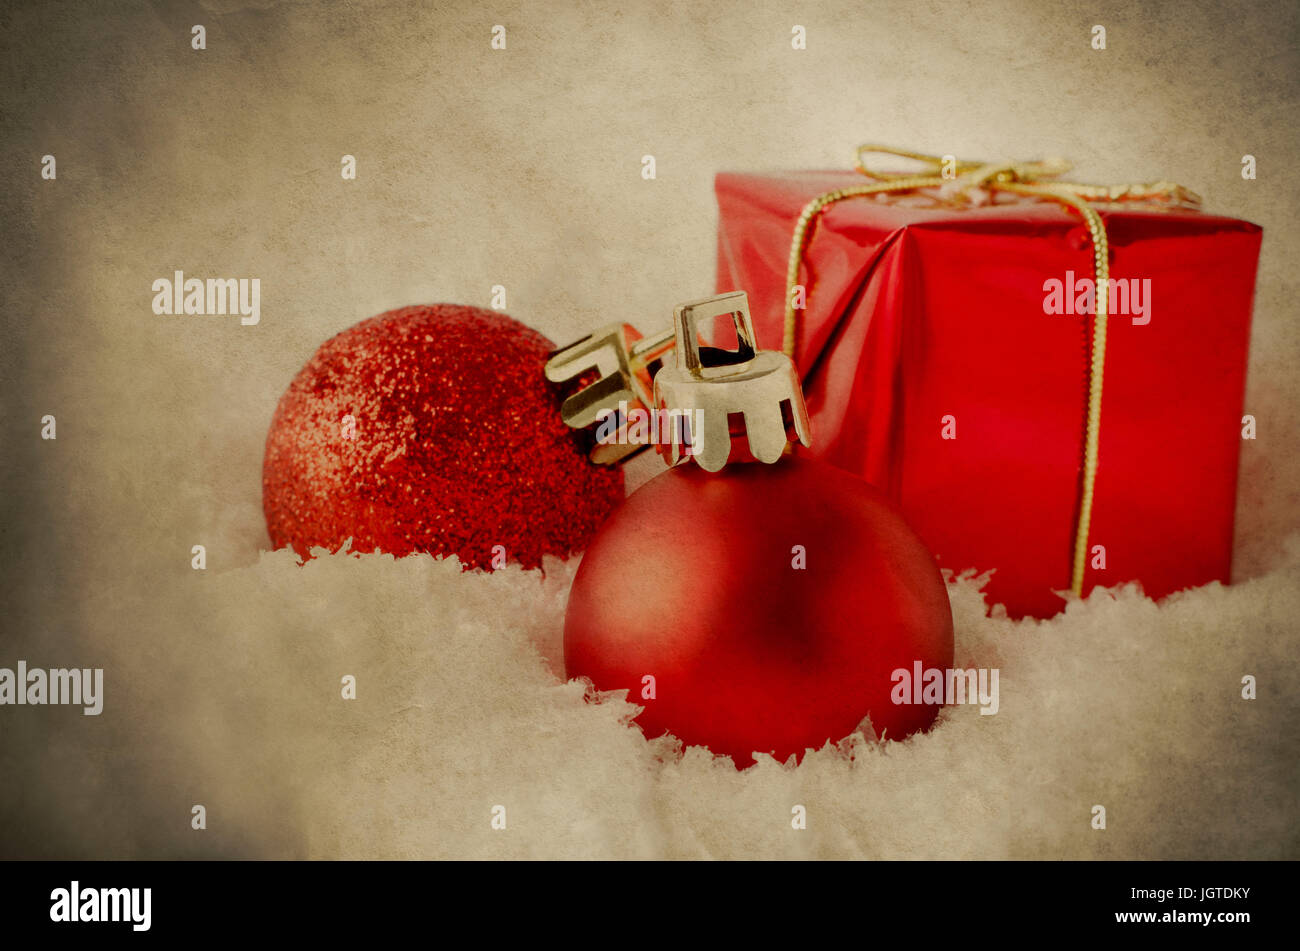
[783,145,1200,597]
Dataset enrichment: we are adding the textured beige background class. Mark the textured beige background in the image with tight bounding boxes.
[1,0,1297,858]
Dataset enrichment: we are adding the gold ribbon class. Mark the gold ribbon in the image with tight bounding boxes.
[783,145,1200,597]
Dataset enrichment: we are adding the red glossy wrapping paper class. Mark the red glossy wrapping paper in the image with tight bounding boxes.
[716,171,1262,618]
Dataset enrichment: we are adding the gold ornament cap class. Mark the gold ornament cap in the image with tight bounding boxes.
[654,291,811,472]
[544,323,675,463]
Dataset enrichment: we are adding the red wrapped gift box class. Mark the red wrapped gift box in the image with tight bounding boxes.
[715,167,1262,618]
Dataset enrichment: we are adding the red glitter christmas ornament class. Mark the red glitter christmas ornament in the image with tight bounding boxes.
[562,293,953,767]
[262,304,624,568]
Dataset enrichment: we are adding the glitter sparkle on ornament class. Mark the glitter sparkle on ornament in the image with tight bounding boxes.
[262,304,624,569]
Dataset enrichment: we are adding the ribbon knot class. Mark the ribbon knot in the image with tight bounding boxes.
[783,145,1199,597]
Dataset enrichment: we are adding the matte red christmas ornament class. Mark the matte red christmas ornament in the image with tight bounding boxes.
[563,293,954,767]
[262,304,624,568]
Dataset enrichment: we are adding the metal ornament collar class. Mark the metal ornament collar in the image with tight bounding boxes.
[544,323,674,463]
[654,291,811,472]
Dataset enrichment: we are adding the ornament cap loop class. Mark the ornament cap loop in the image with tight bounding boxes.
[654,291,812,472]
[544,323,674,463]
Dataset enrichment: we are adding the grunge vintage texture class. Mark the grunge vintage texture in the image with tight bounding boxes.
[1,0,1297,858]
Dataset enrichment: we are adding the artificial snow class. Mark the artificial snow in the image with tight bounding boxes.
[20,532,1298,860]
